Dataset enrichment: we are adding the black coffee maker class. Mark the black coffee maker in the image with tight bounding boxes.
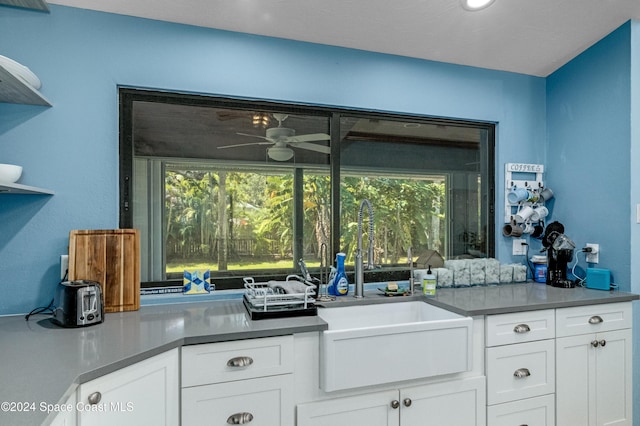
[542,221,576,288]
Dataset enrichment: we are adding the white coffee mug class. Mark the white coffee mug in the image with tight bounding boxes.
[514,205,535,223]
[530,206,549,222]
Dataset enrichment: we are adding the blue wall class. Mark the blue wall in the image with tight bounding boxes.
[0,5,546,315]
[547,23,632,290]
[630,20,640,426]
[547,21,640,424]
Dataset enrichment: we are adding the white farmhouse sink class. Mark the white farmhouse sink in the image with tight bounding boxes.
[318,301,473,391]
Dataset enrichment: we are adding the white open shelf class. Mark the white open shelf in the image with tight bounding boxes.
[0,0,49,12]
[0,182,54,194]
[0,63,51,106]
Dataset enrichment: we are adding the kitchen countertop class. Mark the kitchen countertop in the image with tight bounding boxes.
[319,282,639,316]
[426,282,639,316]
[0,282,637,425]
[0,299,327,426]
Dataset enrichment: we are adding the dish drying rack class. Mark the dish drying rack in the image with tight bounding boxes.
[242,275,318,320]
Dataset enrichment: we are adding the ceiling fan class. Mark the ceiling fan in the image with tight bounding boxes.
[217,113,331,161]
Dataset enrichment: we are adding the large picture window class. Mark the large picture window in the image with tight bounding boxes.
[120,89,494,289]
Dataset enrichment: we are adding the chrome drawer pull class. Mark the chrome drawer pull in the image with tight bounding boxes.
[391,400,400,409]
[591,340,599,347]
[599,339,606,347]
[588,315,603,324]
[403,398,412,407]
[227,412,254,424]
[87,391,101,405]
[513,368,531,378]
[513,324,531,333]
[227,356,254,368]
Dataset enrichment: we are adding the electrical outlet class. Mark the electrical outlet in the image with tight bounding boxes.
[585,243,599,264]
[60,255,69,280]
[512,239,527,256]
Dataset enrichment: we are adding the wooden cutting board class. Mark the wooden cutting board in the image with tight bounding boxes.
[68,229,140,313]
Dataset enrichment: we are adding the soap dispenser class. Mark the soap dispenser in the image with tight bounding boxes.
[423,265,436,296]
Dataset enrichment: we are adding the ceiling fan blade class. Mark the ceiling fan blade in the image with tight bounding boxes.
[236,132,272,141]
[285,133,331,143]
[217,141,273,149]
[293,142,331,154]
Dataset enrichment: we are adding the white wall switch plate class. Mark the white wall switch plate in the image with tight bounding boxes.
[637,204,640,223]
[512,239,527,256]
[60,255,69,280]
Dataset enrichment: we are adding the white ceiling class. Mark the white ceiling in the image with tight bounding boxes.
[49,0,640,77]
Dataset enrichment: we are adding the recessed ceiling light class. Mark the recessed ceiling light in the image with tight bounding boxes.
[461,0,495,11]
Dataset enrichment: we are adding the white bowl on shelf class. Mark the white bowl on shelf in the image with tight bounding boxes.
[0,164,23,184]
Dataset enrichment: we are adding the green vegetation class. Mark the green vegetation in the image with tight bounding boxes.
[165,167,445,273]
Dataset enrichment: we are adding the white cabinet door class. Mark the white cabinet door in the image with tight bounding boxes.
[487,394,554,426]
[297,377,485,426]
[556,329,632,426]
[401,376,486,426]
[486,339,555,405]
[183,374,294,426]
[78,349,179,426]
[297,389,399,426]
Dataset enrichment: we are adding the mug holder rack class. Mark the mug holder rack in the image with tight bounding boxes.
[504,163,547,230]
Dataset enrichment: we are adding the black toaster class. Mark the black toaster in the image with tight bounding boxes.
[52,280,104,327]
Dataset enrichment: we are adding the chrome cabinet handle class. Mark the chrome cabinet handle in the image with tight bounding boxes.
[391,400,400,409]
[588,315,603,324]
[513,324,530,333]
[599,339,606,347]
[591,340,599,347]
[513,368,531,378]
[226,412,254,424]
[87,391,102,405]
[227,356,254,368]
[403,398,412,407]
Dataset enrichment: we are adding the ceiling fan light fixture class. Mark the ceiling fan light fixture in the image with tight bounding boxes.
[268,146,294,161]
[461,0,495,11]
[252,112,270,128]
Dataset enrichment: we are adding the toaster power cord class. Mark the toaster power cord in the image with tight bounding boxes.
[24,271,67,321]
[24,298,54,321]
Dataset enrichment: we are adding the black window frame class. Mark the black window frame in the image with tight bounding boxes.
[119,87,495,289]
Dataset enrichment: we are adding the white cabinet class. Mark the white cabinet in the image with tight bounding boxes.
[297,376,486,426]
[487,394,555,426]
[181,335,295,426]
[556,303,633,426]
[485,309,555,425]
[182,374,293,426]
[77,349,179,426]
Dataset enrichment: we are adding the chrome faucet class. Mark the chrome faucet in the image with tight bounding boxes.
[355,199,374,298]
[407,246,414,295]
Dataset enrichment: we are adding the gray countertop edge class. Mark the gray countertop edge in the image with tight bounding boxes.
[425,293,640,316]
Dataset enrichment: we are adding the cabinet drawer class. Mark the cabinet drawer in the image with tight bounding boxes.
[486,339,555,405]
[556,302,632,338]
[486,309,555,347]
[182,335,294,387]
[182,374,293,426]
[487,394,555,426]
